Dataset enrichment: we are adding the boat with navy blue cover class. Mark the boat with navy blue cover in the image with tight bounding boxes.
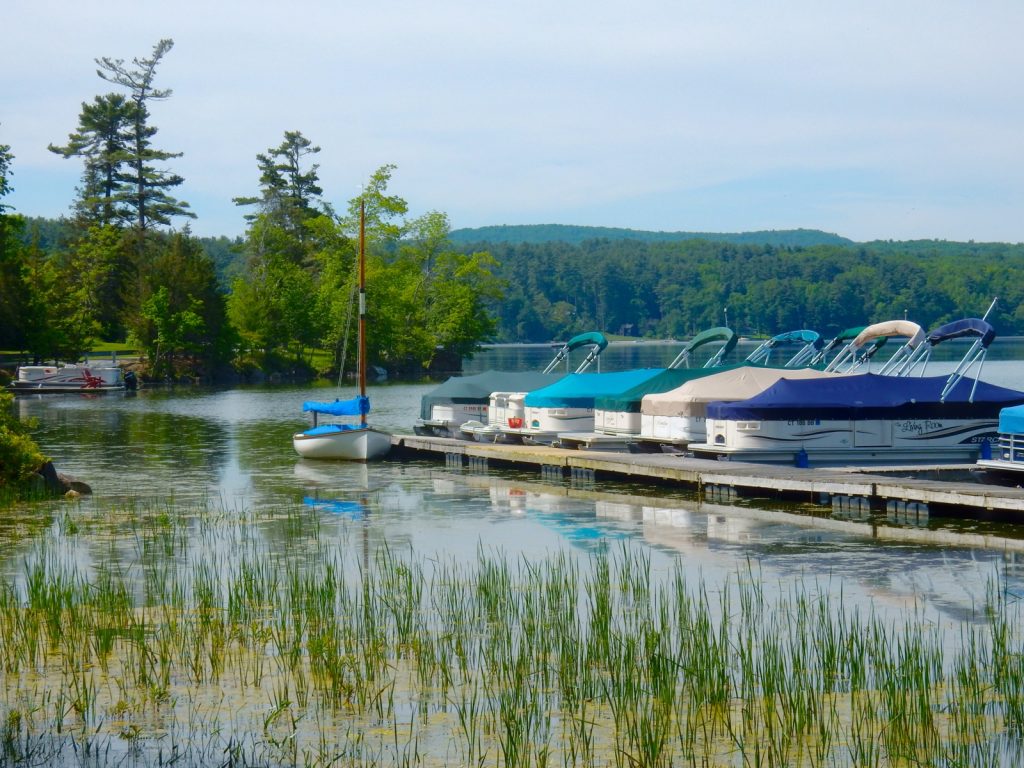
[690,372,1024,465]
[635,318,993,452]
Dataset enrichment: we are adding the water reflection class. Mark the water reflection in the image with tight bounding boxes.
[9,381,1024,634]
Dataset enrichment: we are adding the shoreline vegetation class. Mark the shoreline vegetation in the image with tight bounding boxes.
[0,498,1021,766]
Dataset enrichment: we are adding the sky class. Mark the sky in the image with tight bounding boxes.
[4,0,1024,243]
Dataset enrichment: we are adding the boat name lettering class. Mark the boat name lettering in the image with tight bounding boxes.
[894,420,941,434]
[787,419,821,426]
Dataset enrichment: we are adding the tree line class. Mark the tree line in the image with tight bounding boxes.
[474,238,1024,342]
[5,38,1024,383]
[0,39,500,381]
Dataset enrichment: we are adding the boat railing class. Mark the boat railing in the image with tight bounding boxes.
[996,433,1024,464]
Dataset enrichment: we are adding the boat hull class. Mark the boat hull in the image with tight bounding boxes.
[11,364,126,393]
[691,415,999,465]
[292,426,392,461]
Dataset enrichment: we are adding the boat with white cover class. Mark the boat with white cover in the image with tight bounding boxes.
[638,366,849,449]
[557,329,823,450]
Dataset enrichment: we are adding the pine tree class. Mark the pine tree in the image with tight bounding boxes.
[48,94,135,226]
[95,38,194,232]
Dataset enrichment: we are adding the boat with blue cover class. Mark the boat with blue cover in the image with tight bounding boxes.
[510,327,741,447]
[691,362,1022,465]
[636,317,992,452]
[975,404,1024,483]
[293,200,391,461]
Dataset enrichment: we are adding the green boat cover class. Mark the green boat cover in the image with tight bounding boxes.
[419,371,563,420]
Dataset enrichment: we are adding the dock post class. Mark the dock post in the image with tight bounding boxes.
[570,467,595,486]
[541,464,564,481]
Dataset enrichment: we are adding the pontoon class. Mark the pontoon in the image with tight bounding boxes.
[10,362,133,393]
[414,331,607,438]
[691,331,1018,466]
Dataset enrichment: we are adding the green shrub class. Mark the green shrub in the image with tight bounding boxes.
[0,390,47,487]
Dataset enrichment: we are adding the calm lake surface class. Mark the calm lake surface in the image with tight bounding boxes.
[8,338,1024,620]
[7,338,1024,765]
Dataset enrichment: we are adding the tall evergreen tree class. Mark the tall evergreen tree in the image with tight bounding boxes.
[0,140,29,349]
[48,94,135,226]
[95,38,193,232]
[233,130,325,265]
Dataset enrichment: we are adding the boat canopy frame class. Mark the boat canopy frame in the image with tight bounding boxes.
[543,331,609,374]
[824,320,925,374]
[668,326,739,369]
[745,330,823,368]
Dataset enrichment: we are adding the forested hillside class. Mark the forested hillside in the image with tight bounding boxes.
[450,224,853,247]
[20,214,1024,345]
[476,239,1024,342]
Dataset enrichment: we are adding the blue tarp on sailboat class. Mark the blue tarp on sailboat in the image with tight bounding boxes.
[998,405,1024,435]
[707,374,1024,422]
[303,396,370,417]
[523,369,666,409]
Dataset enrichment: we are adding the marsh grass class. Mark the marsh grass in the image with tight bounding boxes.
[0,499,1022,766]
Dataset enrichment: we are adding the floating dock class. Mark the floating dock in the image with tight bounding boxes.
[391,434,1024,522]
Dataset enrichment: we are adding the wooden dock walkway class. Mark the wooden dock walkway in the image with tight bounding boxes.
[391,434,1024,520]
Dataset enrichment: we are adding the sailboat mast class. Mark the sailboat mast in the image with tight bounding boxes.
[358,198,368,426]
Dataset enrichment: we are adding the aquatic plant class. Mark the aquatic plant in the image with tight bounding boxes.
[0,499,1021,766]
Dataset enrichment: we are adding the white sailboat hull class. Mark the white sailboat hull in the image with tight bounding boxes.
[292,426,392,461]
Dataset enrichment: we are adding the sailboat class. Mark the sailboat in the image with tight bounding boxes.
[292,200,392,461]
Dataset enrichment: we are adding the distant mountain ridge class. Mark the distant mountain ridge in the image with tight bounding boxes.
[449,224,854,247]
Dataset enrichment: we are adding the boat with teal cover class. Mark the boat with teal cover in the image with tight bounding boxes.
[517,368,667,443]
[415,331,608,438]
[977,404,1024,482]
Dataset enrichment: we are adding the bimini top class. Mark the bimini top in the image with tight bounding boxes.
[594,364,746,414]
[707,374,1024,422]
[642,366,844,419]
[419,371,562,419]
[304,396,369,417]
[998,404,1024,435]
[927,318,996,348]
[524,369,666,409]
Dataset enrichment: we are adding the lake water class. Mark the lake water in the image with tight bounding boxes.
[7,339,1024,765]
[8,338,1024,618]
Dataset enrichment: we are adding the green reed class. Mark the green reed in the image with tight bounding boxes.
[0,500,1023,766]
